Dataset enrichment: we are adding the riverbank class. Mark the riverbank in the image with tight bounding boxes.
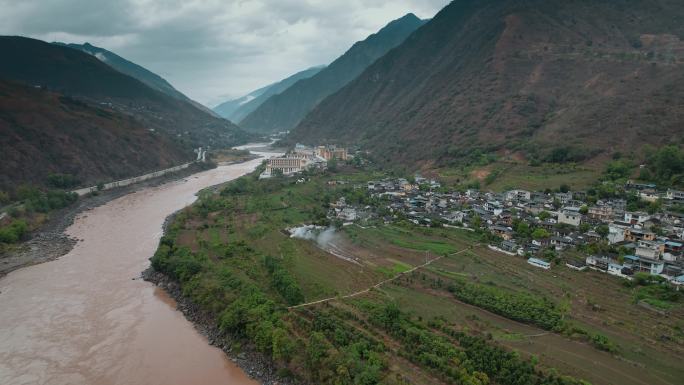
[142,268,297,385]
[144,157,296,385]
[0,156,260,278]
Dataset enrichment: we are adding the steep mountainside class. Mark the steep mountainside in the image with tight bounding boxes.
[0,36,252,150]
[55,42,188,101]
[0,80,187,190]
[54,42,220,117]
[213,65,325,123]
[291,0,684,167]
[240,13,426,133]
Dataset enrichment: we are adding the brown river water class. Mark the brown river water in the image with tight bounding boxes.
[0,150,276,385]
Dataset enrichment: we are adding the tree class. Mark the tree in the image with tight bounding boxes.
[596,225,609,238]
[644,145,684,186]
[470,215,482,229]
[327,159,338,173]
[579,223,590,233]
[532,228,550,240]
[515,221,531,237]
[538,211,550,221]
[579,205,588,215]
[306,332,330,371]
[0,190,9,205]
[272,328,295,362]
[604,160,633,181]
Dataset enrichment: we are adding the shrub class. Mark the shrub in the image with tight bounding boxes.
[46,173,81,189]
[0,219,29,244]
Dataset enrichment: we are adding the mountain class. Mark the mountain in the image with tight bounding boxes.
[54,42,220,118]
[213,65,325,123]
[240,13,426,134]
[213,84,273,121]
[0,36,252,150]
[55,42,187,100]
[290,0,684,168]
[0,36,254,190]
[0,80,186,190]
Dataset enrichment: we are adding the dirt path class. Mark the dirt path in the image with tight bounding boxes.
[288,248,470,309]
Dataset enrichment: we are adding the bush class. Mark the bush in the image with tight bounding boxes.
[591,333,618,353]
[446,279,565,330]
[0,219,29,244]
[642,145,684,187]
[19,188,78,213]
[544,146,596,163]
[263,255,304,305]
[46,173,81,189]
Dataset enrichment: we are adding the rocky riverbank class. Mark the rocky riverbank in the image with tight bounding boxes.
[142,268,298,385]
[0,160,258,278]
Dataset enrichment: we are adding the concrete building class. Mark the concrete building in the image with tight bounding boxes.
[505,190,531,202]
[635,240,664,260]
[261,152,324,178]
[528,258,551,269]
[666,189,684,202]
[558,208,581,227]
[315,145,348,161]
[624,227,656,242]
[623,255,665,275]
[607,223,628,244]
[624,211,650,225]
[588,205,614,221]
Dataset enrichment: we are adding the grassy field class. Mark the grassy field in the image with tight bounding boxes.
[437,161,602,192]
[156,165,682,385]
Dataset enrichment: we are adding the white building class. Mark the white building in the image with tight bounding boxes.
[558,208,581,227]
[624,211,650,225]
[666,189,684,202]
[607,223,628,244]
[260,151,324,179]
[635,240,664,260]
[505,190,531,202]
[527,258,551,270]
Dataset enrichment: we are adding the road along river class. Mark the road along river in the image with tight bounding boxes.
[0,149,278,385]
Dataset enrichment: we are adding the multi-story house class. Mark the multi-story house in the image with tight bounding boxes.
[558,208,581,227]
[624,211,651,225]
[624,227,656,242]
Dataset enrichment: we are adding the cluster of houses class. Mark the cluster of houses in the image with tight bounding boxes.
[260,144,348,179]
[325,176,684,285]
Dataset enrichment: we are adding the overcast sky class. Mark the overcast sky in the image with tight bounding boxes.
[0,0,449,106]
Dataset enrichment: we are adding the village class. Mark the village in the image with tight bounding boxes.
[264,144,684,287]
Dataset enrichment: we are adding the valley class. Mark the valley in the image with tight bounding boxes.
[1,1,684,384]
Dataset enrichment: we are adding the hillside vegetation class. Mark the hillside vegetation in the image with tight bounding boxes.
[0,80,187,190]
[290,0,684,170]
[0,36,252,150]
[0,36,254,191]
[149,164,684,385]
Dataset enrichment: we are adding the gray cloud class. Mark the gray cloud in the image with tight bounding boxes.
[0,0,450,105]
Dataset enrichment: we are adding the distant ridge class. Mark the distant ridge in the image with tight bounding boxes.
[240,13,426,133]
[54,42,220,117]
[213,65,325,123]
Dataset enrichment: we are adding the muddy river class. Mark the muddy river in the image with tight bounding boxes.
[0,149,277,385]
